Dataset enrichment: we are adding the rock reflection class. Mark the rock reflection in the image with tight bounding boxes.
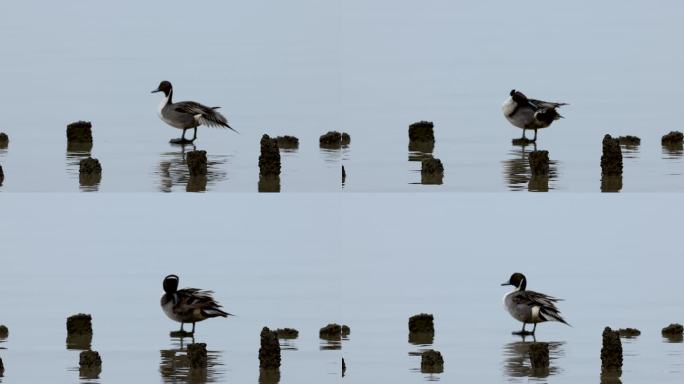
[319,337,342,351]
[160,337,223,384]
[320,148,342,167]
[258,175,280,193]
[187,175,208,193]
[662,143,683,159]
[258,368,281,384]
[662,143,683,177]
[79,172,102,192]
[157,145,229,193]
[409,332,434,346]
[79,365,102,381]
[319,331,347,351]
[663,334,684,343]
[66,142,95,190]
[601,176,623,193]
[620,144,640,160]
[600,369,622,384]
[278,338,298,352]
[502,340,564,380]
[408,332,434,360]
[503,144,558,192]
[663,335,683,375]
[66,334,92,351]
[409,141,435,162]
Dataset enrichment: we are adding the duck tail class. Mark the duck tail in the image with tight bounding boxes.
[540,307,570,326]
[202,307,233,318]
[219,120,239,134]
[201,109,240,134]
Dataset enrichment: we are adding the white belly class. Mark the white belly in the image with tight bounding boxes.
[161,297,182,322]
[161,115,186,129]
[158,97,186,129]
[502,98,534,129]
[503,291,517,317]
[158,96,169,118]
[503,291,526,323]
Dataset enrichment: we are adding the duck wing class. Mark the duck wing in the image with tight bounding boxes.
[174,288,232,318]
[174,101,238,133]
[519,290,569,325]
[528,98,568,110]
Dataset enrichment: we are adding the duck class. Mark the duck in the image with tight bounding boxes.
[160,274,232,334]
[152,80,238,144]
[502,90,567,142]
[501,272,569,336]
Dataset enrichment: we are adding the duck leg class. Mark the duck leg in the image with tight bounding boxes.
[180,322,185,332]
[513,322,535,336]
[170,128,194,145]
[521,129,527,139]
[191,127,198,142]
[191,322,196,334]
[532,129,538,142]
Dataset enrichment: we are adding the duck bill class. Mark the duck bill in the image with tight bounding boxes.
[151,88,161,93]
[501,282,511,286]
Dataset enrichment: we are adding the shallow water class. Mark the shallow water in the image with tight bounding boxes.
[339,195,684,383]
[0,196,342,383]
[338,1,684,192]
[0,1,342,192]
[1,1,684,192]
[1,195,683,383]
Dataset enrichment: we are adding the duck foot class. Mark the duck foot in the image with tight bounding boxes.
[512,330,535,336]
[170,330,194,338]
[511,137,536,146]
[169,138,195,145]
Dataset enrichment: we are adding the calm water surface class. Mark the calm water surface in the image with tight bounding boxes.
[339,1,684,192]
[0,196,341,383]
[1,1,683,192]
[1,195,682,383]
[339,195,684,383]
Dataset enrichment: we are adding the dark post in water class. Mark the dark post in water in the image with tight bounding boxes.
[259,327,281,369]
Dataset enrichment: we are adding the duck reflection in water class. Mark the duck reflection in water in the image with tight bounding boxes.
[503,143,558,192]
[160,335,224,384]
[157,144,229,193]
[502,340,564,380]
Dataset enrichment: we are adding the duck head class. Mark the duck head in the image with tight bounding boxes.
[501,272,527,291]
[152,80,173,97]
[163,274,179,294]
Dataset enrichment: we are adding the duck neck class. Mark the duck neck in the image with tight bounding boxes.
[163,292,178,304]
[517,279,526,291]
[165,89,173,104]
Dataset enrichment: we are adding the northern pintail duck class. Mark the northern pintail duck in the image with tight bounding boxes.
[501,272,569,335]
[152,81,237,144]
[161,274,232,334]
[502,90,567,142]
